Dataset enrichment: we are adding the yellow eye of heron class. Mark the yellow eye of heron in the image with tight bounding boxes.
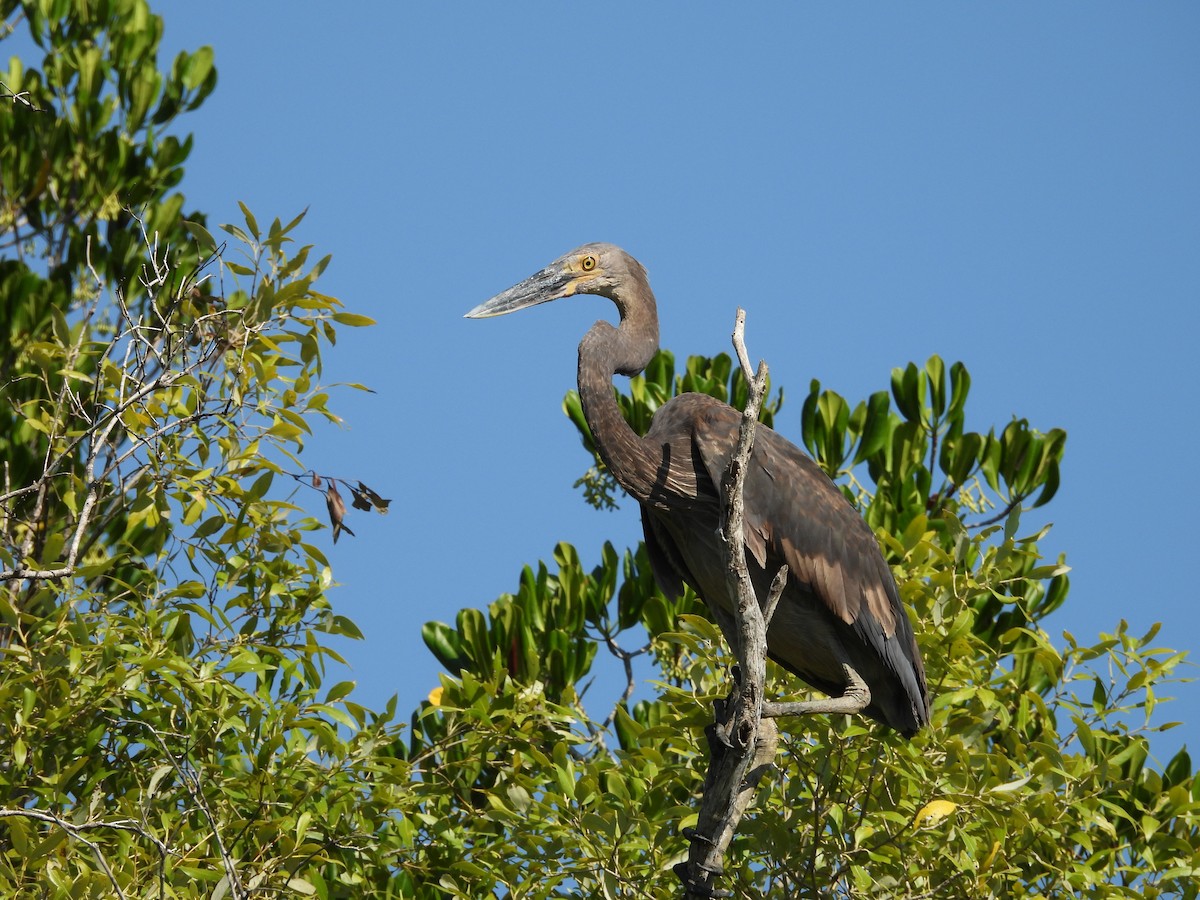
[581,255,597,271]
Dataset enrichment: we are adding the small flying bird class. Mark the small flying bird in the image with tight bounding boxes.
[467,244,930,735]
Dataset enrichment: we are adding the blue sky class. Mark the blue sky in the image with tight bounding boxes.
[93,5,1200,759]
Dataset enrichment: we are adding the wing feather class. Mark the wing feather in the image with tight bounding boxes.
[688,400,902,634]
[641,392,929,732]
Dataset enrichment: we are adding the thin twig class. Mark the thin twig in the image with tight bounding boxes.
[0,80,47,112]
[762,565,788,631]
[968,492,1027,529]
[0,807,171,898]
[145,725,247,900]
[599,631,649,718]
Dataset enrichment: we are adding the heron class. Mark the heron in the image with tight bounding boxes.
[466,244,930,735]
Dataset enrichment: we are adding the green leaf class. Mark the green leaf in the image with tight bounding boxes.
[947,360,971,420]
[423,621,466,670]
[925,354,946,419]
[851,390,892,465]
[331,312,376,327]
[325,680,356,703]
[238,200,260,240]
[1163,748,1192,788]
[988,773,1033,793]
[891,362,923,423]
[183,219,218,251]
[183,46,215,91]
[329,615,364,640]
[1002,504,1021,546]
[247,471,274,500]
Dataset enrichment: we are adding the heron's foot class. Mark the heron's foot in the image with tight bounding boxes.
[704,719,733,753]
[762,663,871,719]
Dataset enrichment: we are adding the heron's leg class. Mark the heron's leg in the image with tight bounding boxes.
[760,663,871,719]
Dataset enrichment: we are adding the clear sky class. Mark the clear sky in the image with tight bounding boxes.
[86,5,1200,759]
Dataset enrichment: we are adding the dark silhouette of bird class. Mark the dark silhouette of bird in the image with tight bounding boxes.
[467,244,929,735]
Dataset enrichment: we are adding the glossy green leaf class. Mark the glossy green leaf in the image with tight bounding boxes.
[851,390,892,465]
[182,45,214,90]
[925,354,946,419]
[331,312,377,327]
[891,362,923,423]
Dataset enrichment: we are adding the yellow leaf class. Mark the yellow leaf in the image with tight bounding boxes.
[428,686,444,706]
[913,799,958,828]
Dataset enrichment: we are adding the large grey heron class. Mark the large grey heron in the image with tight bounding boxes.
[466,244,930,735]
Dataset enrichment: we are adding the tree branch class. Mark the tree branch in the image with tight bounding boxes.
[968,491,1028,529]
[676,308,787,898]
[145,725,246,900]
[0,807,171,898]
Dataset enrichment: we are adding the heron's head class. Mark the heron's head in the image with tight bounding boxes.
[465,243,647,319]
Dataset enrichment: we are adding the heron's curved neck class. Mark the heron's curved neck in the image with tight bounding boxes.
[577,281,661,503]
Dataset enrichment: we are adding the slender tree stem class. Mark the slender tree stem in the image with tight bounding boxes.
[677,309,786,899]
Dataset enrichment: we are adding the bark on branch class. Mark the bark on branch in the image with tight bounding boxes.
[675,309,788,898]
[0,807,170,898]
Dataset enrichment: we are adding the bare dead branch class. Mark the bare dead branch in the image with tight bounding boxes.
[592,630,651,742]
[0,219,245,587]
[677,308,787,898]
[0,80,47,113]
[0,807,171,898]
[762,663,871,718]
[762,564,788,632]
[0,565,75,581]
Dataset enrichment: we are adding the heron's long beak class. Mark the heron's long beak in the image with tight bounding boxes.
[464,266,579,319]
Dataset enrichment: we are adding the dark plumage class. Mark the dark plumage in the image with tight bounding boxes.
[467,243,930,735]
